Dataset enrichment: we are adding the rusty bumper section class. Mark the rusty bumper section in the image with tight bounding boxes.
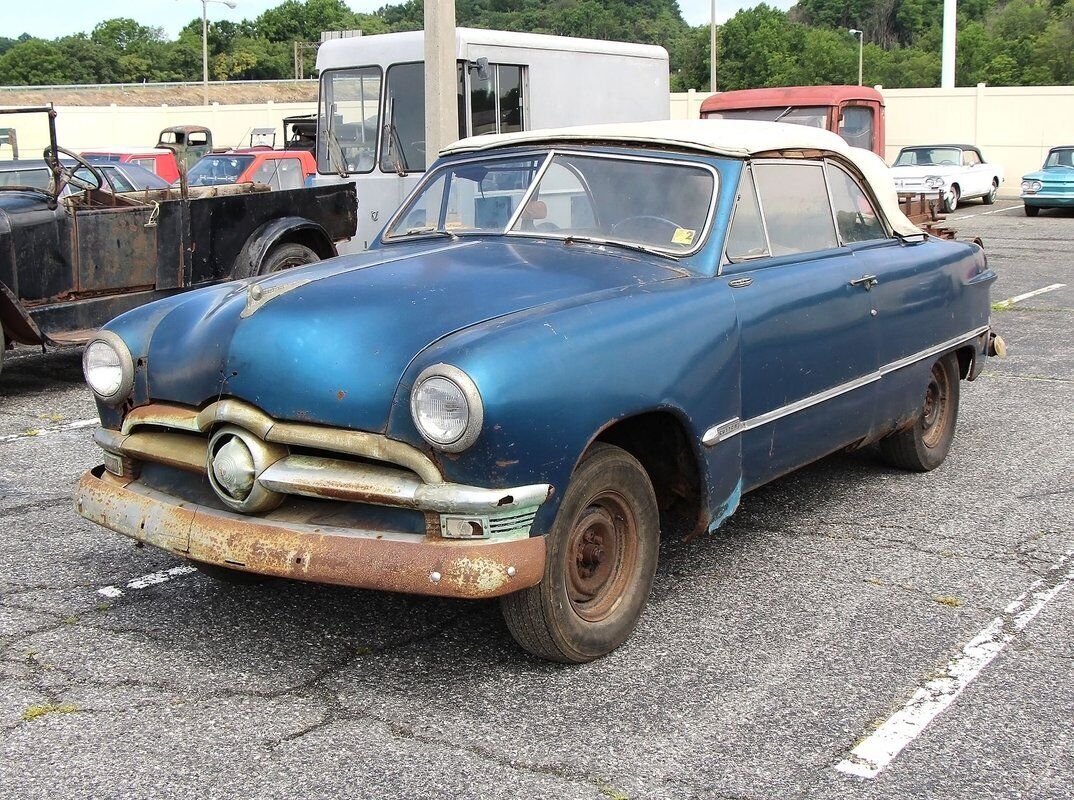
[75,467,546,599]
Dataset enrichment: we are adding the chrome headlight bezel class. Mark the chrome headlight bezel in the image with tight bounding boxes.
[1021,179,1042,194]
[82,331,135,406]
[410,364,484,453]
[924,175,945,189]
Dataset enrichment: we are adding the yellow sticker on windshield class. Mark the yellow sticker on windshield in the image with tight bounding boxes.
[672,228,696,246]
[444,220,464,229]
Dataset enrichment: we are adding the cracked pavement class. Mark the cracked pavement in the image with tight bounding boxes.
[1,202,1072,799]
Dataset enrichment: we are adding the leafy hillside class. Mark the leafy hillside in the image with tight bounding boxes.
[0,0,1070,90]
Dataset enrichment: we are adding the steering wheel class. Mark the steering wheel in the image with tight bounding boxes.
[43,145,104,192]
[610,215,682,242]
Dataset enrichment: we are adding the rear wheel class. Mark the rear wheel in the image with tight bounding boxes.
[259,242,319,275]
[982,179,998,205]
[877,354,960,472]
[500,443,659,663]
[943,185,960,213]
[1024,204,1040,217]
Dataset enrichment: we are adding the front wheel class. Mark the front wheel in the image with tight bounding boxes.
[1024,204,1040,217]
[877,354,960,472]
[500,443,659,663]
[942,185,960,214]
[259,242,320,275]
[982,180,998,205]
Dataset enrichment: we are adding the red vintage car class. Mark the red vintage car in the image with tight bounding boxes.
[79,148,181,184]
[184,149,318,190]
[700,85,885,157]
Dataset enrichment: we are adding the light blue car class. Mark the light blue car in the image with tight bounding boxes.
[1021,146,1074,216]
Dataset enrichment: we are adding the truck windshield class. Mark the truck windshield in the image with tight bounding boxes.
[705,106,828,128]
[318,66,383,176]
[386,152,716,256]
[894,148,962,167]
[186,155,255,186]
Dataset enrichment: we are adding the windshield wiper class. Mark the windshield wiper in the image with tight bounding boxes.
[562,234,680,263]
[403,226,459,240]
[772,106,794,122]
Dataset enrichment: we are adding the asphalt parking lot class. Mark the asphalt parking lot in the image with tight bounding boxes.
[1,199,1071,799]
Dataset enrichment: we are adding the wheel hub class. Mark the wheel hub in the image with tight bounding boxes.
[565,492,638,622]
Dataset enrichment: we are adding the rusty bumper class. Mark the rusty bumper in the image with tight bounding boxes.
[75,467,546,599]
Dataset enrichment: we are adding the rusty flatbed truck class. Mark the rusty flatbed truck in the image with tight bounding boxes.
[0,107,357,376]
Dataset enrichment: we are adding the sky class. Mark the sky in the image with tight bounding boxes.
[4,0,798,40]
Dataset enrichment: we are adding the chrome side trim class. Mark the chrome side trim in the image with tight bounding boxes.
[702,326,989,446]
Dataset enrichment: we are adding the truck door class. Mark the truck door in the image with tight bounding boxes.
[70,202,158,293]
[722,161,877,490]
[837,103,877,155]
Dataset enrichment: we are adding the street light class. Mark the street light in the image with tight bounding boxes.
[849,28,864,86]
[180,0,238,106]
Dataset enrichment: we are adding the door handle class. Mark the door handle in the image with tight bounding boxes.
[849,274,878,290]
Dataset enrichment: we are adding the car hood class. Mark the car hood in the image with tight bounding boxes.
[889,165,962,178]
[140,237,682,432]
[1023,168,1074,183]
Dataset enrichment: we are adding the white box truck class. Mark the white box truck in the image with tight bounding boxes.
[313,28,670,251]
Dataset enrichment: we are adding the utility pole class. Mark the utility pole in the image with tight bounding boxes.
[709,0,718,92]
[424,0,458,164]
[941,0,956,88]
[190,0,237,106]
[849,29,864,86]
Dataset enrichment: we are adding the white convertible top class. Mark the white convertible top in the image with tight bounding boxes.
[442,119,922,238]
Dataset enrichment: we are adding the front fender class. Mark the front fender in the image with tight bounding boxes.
[0,281,44,346]
[387,276,743,536]
[231,216,336,279]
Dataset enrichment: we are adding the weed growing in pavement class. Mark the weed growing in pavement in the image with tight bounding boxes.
[22,703,77,722]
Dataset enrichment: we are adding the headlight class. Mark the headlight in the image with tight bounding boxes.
[924,176,945,189]
[1021,180,1042,194]
[83,331,134,405]
[410,364,483,452]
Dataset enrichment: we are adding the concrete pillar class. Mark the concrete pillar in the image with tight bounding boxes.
[424,0,458,162]
[941,0,956,88]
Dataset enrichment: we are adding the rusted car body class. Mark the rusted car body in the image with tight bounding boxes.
[75,120,1001,662]
[156,125,213,171]
[0,107,356,373]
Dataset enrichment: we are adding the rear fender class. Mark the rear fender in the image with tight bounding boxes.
[231,216,337,279]
[0,281,44,346]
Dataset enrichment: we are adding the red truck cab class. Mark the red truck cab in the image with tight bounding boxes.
[79,148,181,184]
[185,150,318,190]
[700,85,885,157]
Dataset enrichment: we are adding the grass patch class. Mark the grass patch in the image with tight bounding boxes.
[22,703,77,722]
[933,594,965,608]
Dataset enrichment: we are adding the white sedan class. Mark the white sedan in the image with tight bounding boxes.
[890,144,1004,212]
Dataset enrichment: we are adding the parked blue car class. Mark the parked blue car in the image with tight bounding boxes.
[75,121,1001,662]
[1021,146,1074,216]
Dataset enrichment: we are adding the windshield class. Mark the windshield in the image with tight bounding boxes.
[705,106,828,128]
[1045,148,1074,169]
[317,66,382,175]
[894,147,962,167]
[0,166,52,189]
[186,155,255,186]
[386,152,717,255]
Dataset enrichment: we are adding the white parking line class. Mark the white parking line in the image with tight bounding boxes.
[993,283,1067,310]
[97,565,198,598]
[953,204,1022,220]
[0,419,97,444]
[835,550,1074,779]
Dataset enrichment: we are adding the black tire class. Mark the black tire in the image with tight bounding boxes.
[1024,205,1040,217]
[0,327,5,379]
[500,443,659,663]
[943,185,960,214]
[982,180,998,205]
[195,562,272,585]
[259,242,319,275]
[877,354,960,472]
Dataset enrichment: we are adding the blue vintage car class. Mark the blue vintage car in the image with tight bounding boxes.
[75,121,1001,662]
[1021,145,1074,216]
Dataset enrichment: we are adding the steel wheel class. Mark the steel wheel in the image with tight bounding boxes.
[877,353,961,472]
[565,491,639,622]
[920,361,952,449]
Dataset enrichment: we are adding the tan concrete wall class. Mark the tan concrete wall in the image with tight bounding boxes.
[4,85,1072,198]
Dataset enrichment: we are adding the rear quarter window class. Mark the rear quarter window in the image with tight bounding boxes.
[752,162,838,256]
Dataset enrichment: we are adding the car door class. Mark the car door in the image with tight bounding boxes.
[960,149,986,196]
[721,160,878,491]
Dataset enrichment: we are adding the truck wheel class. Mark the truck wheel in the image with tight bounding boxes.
[877,354,960,472]
[500,443,659,663]
[1024,205,1040,217]
[259,242,319,275]
[943,185,960,213]
[982,180,998,205]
